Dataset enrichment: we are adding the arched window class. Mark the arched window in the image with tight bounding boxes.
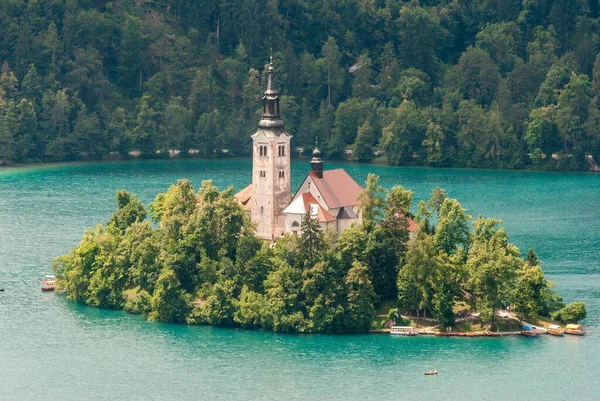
[281,146,285,156]
[262,146,267,156]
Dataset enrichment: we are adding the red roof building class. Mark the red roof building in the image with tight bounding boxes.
[282,148,363,235]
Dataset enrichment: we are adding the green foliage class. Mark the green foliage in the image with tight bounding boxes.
[552,302,588,324]
[433,198,471,254]
[54,179,574,332]
[345,261,376,332]
[149,268,191,323]
[107,190,147,232]
[0,1,597,170]
[358,173,387,232]
[124,289,152,316]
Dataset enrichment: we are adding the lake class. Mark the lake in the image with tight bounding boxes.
[0,159,598,400]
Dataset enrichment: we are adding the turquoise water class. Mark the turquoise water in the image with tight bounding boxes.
[1,159,599,400]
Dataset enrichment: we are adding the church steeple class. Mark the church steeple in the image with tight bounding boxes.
[250,54,292,241]
[310,140,324,179]
[259,55,284,129]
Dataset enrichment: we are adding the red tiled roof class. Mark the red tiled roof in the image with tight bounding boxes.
[234,184,252,204]
[395,213,418,232]
[309,169,363,209]
[302,192,336,222]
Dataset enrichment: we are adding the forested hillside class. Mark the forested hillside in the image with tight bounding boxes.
[0,0,599,170]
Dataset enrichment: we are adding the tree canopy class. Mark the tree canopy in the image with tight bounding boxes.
[0,1,599,170]
[54,176,583,332]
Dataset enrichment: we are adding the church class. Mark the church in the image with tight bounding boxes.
[234,58,363,241]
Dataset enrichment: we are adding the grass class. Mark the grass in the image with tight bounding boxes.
[525,315,559,329]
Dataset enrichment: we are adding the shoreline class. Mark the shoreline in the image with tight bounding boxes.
[1,155,597,175]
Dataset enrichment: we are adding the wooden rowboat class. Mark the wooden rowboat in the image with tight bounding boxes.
[424,370,438,375]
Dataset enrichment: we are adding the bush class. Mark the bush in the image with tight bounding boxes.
[124,289,152,315]
[552,302,587,323]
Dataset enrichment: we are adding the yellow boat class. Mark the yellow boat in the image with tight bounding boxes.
[564,324,585,336]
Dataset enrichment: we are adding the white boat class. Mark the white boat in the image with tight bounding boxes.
[390,326,418,336]
[41,275,56,291]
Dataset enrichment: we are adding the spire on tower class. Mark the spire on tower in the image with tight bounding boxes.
[259,53,284,129]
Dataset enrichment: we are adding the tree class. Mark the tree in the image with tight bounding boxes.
[107,190,147,232]
[433,198,471,255]
[552,301,587,324]
[525,249,540,266]
[320,37,343,105]
[161,97,191,151]
[386,185,414,217]
[380,101,426,165]
[397,228,442,319]
[149,267,191,323]
[234,286,266,328]
[365,217,409,300]
[300,210,324,267]
[345,260,376,332]
[397,4,445,79]
[358,173,387,232]
[353,121,375,162]
[0,99,17,163]
[422,122,445,166]
[451,47,501,105]
[129,95,158,156]
[466,217,521,323]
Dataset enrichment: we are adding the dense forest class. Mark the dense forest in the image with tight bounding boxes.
[53,177,586,332]
[0,0,600,170]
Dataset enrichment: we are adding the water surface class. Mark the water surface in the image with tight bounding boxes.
[1,159,598,400]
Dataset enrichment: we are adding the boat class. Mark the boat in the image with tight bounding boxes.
[547,324,564,336]
[521,325,537,337]
[41,275,56,291]
[424,370,438,375]
[564,324,585,336]
[390,326,418,336]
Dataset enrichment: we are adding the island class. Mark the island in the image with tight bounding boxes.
[53,63,585,335]
[53,176,586,334]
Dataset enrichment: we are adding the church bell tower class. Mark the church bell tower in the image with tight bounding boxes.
[251,56,292,240]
